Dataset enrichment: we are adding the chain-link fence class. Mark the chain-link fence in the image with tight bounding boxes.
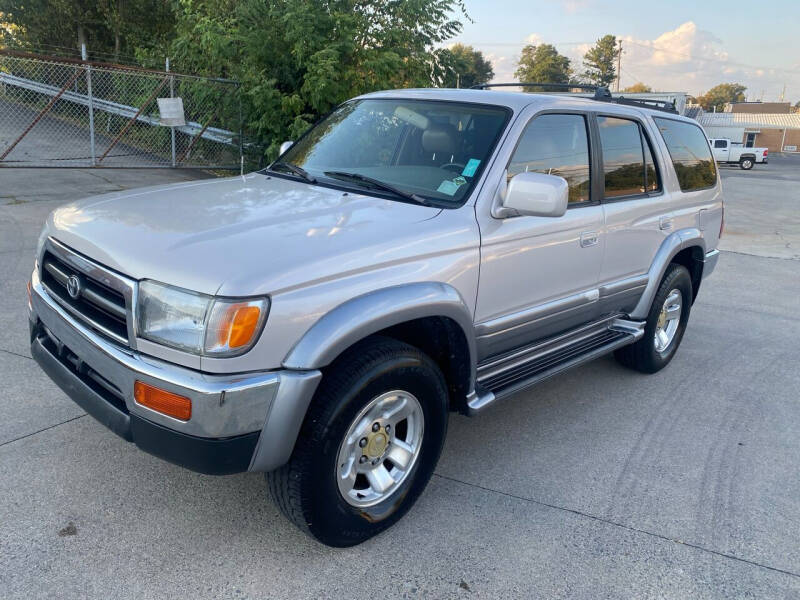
[0,50,242,169]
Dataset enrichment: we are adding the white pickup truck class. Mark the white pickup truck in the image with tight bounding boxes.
[709,138,768,170]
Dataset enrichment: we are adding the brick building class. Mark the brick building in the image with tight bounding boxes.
[693,102,800,153]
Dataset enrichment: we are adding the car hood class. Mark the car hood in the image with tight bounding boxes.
[46,173,445,295]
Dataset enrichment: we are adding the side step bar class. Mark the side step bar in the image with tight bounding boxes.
[467,317,645,415]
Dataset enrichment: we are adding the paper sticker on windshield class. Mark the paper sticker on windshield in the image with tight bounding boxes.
[462,158,481,177]
[437,180,461,196]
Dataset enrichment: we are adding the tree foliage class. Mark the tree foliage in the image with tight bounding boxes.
[582,34,619,88]
[623,82,652,93]
[0,0,175,62]
[169,0,469,155]
[441,43,493,88]
[696,83,747,112]
[514,43,571,92]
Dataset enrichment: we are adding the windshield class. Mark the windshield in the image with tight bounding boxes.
[274,98,510,206]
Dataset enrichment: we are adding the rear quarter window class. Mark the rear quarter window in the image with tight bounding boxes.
[653,117,717,192]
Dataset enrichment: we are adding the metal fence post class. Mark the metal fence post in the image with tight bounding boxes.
[166,57,176,167]
[83,44,96,166]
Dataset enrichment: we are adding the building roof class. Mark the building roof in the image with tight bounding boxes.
[727,101,791,114]
[696,112,800,129]
[684,105,703,119]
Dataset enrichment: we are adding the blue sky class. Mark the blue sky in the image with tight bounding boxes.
[450,0,800,102]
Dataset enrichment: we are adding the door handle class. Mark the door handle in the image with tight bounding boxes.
[659,216,674,231]
[580,231,598,248]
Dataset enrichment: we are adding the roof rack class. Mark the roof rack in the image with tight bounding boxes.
[470,82,678,114]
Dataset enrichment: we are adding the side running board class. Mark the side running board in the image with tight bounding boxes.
[467,317,645,415]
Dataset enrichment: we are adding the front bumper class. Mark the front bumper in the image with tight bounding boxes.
[30,270,320,475]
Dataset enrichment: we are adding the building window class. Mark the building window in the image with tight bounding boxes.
[745,132,757,147]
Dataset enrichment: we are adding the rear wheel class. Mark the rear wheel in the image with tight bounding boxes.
[266,336,448,547]
[614,264,692,373]
[740,157,754,170]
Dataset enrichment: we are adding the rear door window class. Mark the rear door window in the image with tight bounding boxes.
[598,117,645,197]
[654,117,717,191]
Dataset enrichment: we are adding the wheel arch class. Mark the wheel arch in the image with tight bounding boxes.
[630,230,707,320]
[283,282,477,407]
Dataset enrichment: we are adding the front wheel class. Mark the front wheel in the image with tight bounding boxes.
[266,336,448,547]
[614,264,692,373]
[740,158,754,170]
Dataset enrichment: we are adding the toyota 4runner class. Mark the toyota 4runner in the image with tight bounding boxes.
[29,87,723,546]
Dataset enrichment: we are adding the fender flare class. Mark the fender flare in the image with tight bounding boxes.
[630,229,707,320]
[283,282,477,392]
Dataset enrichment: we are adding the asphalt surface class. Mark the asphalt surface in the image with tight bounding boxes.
[1,159,799,599]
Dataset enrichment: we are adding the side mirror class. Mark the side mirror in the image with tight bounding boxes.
[501,172,569,218]
[279,140,294,155]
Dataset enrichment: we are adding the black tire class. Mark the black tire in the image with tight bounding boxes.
[740,157,754,170]
[614,264,693,374]
[266,336,448,547]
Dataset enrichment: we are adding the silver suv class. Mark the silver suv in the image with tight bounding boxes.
[29,87,722,546]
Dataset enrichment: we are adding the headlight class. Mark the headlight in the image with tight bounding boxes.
[137,280,269,357]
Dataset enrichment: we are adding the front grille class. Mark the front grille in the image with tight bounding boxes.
[38,326,128,415]
[41,250,129,345]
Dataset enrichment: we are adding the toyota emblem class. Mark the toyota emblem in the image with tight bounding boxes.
[66,275,82,299]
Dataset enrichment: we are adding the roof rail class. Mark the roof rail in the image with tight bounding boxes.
[471,82,600,93]
[471,82,678,114]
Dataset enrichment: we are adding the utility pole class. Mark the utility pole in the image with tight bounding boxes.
[615,38,622,92]
[780,83,786,102]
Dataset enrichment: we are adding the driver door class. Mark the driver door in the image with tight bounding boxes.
[474,112,604,360]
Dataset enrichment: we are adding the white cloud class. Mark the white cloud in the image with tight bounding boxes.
[525,33,544,45]
[617,22,796,99]
[561,0,592,14]
[473,21,798,101]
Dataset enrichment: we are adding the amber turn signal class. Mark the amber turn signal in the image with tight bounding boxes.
[215,305,262,349]
[134,381,192,421]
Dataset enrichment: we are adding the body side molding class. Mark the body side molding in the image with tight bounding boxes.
[282,282,477,391]
[630,228,706,320]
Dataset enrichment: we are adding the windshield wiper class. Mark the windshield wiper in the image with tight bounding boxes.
[324,171,431,207]
[269,161,316,183]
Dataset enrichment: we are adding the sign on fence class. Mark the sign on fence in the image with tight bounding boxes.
[157,97,186,127]
[784,145,797,152]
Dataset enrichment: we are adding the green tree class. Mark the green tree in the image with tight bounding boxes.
[696,83,747,112]
[0,0,175,62]
[441,43,493,88]
[582,34,619,88]
[623,82,652,93]
[170,0,470,156]
[514,43,571,92]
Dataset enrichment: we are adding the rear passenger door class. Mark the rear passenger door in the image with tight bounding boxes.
[596,114,672,315]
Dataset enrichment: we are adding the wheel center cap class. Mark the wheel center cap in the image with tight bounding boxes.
[366,432,388,457]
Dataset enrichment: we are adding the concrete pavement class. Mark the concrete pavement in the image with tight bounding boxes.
[0,164,798,599]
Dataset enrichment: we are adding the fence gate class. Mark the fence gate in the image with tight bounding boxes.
[0,50,242,169]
